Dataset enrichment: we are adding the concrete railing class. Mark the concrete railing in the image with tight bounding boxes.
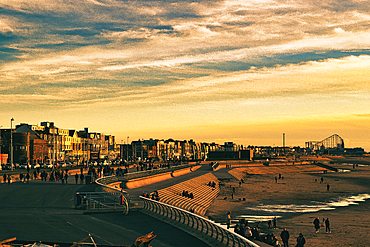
[122,162,196,180]
[140,196,260,247]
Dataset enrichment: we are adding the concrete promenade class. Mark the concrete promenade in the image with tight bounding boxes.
[0,176,209,247]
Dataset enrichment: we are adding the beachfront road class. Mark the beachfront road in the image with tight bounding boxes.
[0,181,208,247]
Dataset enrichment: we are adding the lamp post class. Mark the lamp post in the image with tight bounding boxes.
[10,118,14,170]
[127,136,129,161]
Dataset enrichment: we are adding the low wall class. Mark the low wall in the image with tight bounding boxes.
[123,165,201,189]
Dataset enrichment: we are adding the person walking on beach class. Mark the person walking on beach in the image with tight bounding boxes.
[273,216,277,229]
[296,233,305,247]
[226,211,231,229]
[327,184,330,191]
[325,217,331,233]
[280,228,290,247]
[313,217,320,233]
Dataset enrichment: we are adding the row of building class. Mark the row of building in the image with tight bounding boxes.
[0,122,115,166]
[0,121,254,166]
[2,121,362,166]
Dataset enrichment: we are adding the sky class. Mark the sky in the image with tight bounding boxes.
[1,0,370,150]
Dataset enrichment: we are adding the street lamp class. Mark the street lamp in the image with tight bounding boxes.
[10,118,14,170]
[127,136,129,161]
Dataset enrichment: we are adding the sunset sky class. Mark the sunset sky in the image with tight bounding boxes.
[1,0,370,150]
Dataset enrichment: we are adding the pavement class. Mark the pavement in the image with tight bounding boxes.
[0,177,208,247]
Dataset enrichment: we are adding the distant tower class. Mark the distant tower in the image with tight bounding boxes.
[283,133,285,148]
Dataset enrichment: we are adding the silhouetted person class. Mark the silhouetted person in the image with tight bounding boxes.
[313,217,320,233]
[273,216,277,229]
[296,233,305,247]
[226,211,231,229]
[280,228,289,247]
[325,217,331,233]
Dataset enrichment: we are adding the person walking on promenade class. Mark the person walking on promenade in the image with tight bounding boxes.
[3,174,6,183]
[327,184,330,191]
[273,216,277,229]
[325,217,331,233]
[80,173,85,184]
[296,233,305,247]
[280,228,289,247]
[65,173,69,184]
[75,173,79,184]
[313,217,320,233]
[226,211,231,229]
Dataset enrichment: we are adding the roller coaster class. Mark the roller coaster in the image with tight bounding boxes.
[305,134,344,151]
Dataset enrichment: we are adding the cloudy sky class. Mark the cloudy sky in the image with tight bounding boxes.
[1,0,370,150]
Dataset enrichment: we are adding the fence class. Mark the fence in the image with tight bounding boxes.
[93,176,129,214]
[140,196,260,247]
[75,191,129,214]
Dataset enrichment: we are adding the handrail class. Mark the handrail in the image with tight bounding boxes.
[140,196,260,247]
[95,175,129,214]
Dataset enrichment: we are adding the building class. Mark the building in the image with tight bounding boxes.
[0,122,115,166]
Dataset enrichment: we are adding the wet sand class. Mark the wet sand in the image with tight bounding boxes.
[206,163,370,247]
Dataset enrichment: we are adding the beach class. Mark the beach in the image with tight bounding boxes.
[206,162,370,247]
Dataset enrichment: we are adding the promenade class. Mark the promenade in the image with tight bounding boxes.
[3,159,368,247]
[0,170,209,247]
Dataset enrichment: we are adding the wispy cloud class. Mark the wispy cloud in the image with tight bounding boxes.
[1,0,370,148]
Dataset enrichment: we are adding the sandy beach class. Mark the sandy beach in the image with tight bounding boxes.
[206,162,370,247]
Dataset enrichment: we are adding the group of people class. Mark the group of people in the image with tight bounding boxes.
[233,218,261,241]
[3,174,13,184]
[141,191,160,201]
[227,212,306,247]
[268,216,278,229]
[278,228,305,247]
[181,190,194,199]
[40,169,69,183]
[313,217,331,233]
[206,181,217,188]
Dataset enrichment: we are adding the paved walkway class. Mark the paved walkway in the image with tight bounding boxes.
[0,179,208,247]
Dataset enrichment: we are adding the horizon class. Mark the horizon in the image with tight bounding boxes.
[2,119,364,152]
[1,1,370,151]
